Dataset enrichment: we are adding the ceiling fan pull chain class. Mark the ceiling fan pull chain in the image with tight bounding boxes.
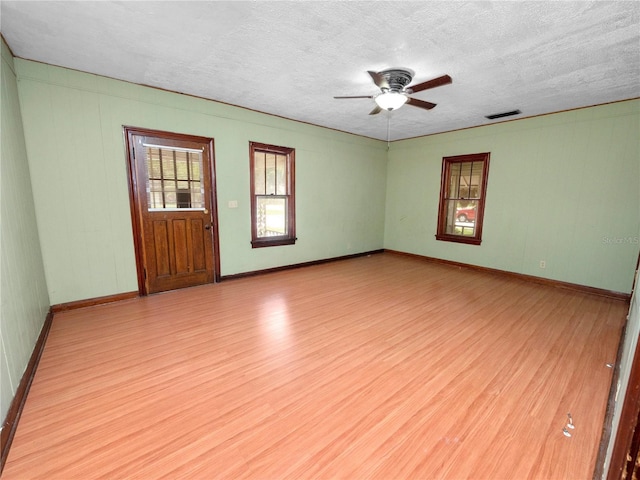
[387,114,391,149]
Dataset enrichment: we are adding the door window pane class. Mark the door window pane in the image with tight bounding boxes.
[145,146,205,210]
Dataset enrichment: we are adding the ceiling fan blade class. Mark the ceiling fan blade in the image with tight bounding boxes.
[407,97,437,110]
[334,95,374,99]
[369,105,382,115]
[368,71,389,90]
[407,74,452,94]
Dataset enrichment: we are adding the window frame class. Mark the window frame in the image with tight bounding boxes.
[435,152,490,245]
[249,141,296,248]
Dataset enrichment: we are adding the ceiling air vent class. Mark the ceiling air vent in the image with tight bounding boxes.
[485,109,521,120]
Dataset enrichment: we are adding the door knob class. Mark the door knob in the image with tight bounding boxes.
[205,224,211,230]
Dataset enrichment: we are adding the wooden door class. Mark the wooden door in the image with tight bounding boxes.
[125,127,220,294]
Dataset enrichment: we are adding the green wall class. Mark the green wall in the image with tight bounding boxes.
[15,59,388,305]
[12,58,640,304]
[0,40,50,424]
[385,100,640,293]
[7,56,639,310]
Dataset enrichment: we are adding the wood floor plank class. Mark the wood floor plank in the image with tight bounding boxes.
[2,253,628,479]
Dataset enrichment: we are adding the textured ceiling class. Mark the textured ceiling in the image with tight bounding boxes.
[1,1,639,141]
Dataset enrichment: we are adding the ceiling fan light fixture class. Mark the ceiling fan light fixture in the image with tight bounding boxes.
[374,91,408,111]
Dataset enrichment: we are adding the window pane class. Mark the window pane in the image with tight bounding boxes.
[256,196,288,238]
[147,149,162,178]
[162,152,175,180]
[471,161,484,197]
[276,154,287,195]
[191,155,201,180]
[444,200,476,237]
[191,191,203,207]
[186,152,205,209]
[175,151,188,180]
[146,146,205,210]
[445,200,457,234]
[265,154,276,195]
[456,200,478,224]
[177,189,191,208]
[447,199,477,237]
[148,179,162,208]
[150,190,163,209]
[449,163,461,198]
[460,162,473,199]
[254,152,265,195]
[164,181,177,208]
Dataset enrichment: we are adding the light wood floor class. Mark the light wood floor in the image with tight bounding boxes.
[3,253,628,479]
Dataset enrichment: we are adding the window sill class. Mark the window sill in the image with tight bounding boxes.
[435,234,482,245]
[251,237,297,248]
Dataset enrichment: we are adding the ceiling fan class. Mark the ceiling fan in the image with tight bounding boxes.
[334,68,452,115]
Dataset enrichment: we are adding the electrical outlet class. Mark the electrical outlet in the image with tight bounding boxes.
[228,200,238,208]
[539,260,546,269]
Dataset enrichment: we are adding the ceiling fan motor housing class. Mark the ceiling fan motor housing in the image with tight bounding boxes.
[379,68,414,92]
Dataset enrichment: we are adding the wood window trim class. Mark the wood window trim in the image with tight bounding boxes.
[249,142,296,248]
[435,152,490,246]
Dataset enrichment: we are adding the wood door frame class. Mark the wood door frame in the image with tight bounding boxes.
[604,252,640,479]
[123,126,221,295]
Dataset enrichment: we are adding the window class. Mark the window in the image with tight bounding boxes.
[436,153,490,245]
[145,144,205,210]
[250,142,296,248]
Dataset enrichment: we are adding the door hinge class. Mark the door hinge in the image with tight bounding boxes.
[143,267,147,279]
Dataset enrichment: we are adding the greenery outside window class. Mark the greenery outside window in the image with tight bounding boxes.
[436,153,490,245]
[250,142,296,248]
